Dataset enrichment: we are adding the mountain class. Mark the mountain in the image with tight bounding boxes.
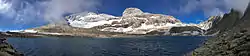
[65,8,203,35]
[192,3,250,56]
[11,8,207,37]
[198,16,222,31]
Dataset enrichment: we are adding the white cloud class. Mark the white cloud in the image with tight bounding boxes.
[172,0,250,17]
[44,0,101,24]
[0,0,101,27]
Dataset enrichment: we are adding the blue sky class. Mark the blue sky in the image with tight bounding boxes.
[1,0,248,30]
[97,0,206,22]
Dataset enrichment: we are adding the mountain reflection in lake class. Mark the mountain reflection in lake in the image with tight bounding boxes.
[7,36,206,56]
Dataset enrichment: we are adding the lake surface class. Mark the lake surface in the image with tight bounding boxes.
[7,36,207,56]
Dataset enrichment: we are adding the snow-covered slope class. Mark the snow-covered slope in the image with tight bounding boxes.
[197,16,222,30]
[66,12,120,28]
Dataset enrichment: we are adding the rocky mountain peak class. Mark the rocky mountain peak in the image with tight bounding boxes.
[198,16,222,30]
[123,8,144,16]
[64,7,205,35]
[193,2,250,56]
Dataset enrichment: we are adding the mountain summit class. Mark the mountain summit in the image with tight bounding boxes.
[66,8,193,35]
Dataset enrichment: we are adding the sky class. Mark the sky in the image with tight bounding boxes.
[98,0,206,22]
[0,0,249,30]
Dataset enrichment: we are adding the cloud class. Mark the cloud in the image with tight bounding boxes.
[44,0,101,24]
[171,0,250,17]
[0,0,46,28]
[0,0,101,29]
[224,0,250,14]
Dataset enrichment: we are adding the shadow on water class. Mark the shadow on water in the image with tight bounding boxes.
[7,36,207,56]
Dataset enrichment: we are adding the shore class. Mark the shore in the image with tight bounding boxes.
[0,37,23,56]
[0,30,207,38]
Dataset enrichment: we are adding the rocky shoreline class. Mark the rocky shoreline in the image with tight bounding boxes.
[0,30,205,38]
[0,37,23,56]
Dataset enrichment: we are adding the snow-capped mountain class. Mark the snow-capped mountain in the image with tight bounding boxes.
[66,8,205,35]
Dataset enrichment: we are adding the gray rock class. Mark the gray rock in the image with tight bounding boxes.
[192,3,250,56]
[0,37,23,56]
[122,8,144,17]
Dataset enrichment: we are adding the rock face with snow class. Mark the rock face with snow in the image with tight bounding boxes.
[202,10,241,35]
[198,16,222,30]
[65,8,203,35]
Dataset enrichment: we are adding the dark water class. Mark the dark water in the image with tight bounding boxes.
[7,36,207,56]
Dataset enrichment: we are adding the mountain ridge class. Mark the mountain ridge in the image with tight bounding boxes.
[192,2,250,56]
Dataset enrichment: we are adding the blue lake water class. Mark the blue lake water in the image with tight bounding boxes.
[7,36,207,56]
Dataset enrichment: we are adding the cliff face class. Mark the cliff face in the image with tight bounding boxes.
[198,16,222,30]
[193,3,250,56]
[203,10,241,35]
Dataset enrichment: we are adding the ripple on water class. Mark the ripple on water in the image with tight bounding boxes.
[7,36,207,56]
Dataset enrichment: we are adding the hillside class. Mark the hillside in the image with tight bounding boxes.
[192,3,250,56]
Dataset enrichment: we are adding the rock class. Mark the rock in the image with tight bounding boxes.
[240,29,248,33]
[65,8,183,35]
[122,8,144,17]
[207,9,241,34]
[198,16,222,30]
[0,52,12,56]
[193,3,250,56]
[0,37,23,56]
[169,26,203,35]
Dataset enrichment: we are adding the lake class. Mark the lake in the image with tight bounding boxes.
[7,36,207,56]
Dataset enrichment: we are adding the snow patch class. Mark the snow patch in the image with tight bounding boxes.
[67,12,120,28]
[24,30,38,33]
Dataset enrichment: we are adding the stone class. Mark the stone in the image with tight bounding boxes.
[193,3,250,56]
[123,8,144,17]
[0,52,12,56]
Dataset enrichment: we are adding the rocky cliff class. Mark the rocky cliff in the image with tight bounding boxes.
[192,3,250,56]
[0,37,23,56]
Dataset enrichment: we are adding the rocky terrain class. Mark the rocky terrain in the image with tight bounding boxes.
[192,3,250,56]
[0,37,23,56]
